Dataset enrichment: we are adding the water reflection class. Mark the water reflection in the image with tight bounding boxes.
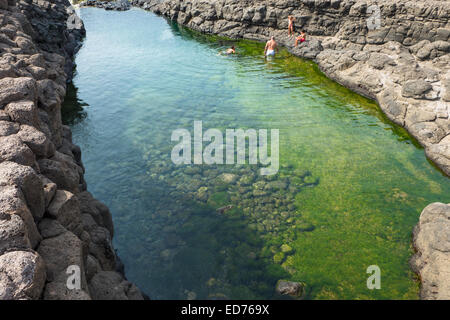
[62,82,88,125]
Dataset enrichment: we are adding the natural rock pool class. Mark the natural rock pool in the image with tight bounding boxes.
[63,8,449,299]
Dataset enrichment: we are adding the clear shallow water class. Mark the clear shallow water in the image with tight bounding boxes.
[64,8,449,299]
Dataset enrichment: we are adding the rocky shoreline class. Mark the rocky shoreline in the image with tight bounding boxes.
[79,0,131,11]
[0,0,144,299]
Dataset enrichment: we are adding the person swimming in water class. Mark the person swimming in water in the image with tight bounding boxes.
[288,16,295,36]
[295,30,307,47]
[225,46,236,54]
[264,36,278,57]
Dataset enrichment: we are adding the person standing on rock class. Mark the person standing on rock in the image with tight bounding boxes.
[264,36,278,57]
[288,16,295,36]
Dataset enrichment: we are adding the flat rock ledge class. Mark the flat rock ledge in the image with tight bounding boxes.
[132,0,450,177]
[0,0,144,299]
[411,203,450,300]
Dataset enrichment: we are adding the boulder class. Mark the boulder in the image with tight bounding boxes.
[367,53,396,70]
[26,65,47,80]
[37,231,86,287]
[88,226,116,271]
[89,271,144,300]
[4,100,39,127]
[38,218,67,239]
[0,185,41,248]
[81,213,98,232]
[15,36,36,54]
[85,254,101,281]
[47,190,83,236]
[36,79,64,147]
[425,136,450,176]
[0,134,35,167]
[275,280,305,299]
[411,203,450,300]
[0,251,46,300]
[401,80,432,99]
[0,161,45,220]
[0,120,20,136]
[408,121,446,146]
[217,173,238,184]
[0,77,36,107]
[77,191,114,236]
[43,281,91,300]
[377,90,407,125]
[416,41,450,60]
[38,157,80,194]
[294,38,323,59]
[17,124,55,157]
[0,214,31,253]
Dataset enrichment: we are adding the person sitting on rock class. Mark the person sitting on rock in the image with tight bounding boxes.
[295,31,307,47]
[288,16,295,36]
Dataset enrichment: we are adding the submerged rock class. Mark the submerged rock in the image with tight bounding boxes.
[280,244,292,253]
[217,173,238,184]
[275,280,305,299]
[216,205,233,214]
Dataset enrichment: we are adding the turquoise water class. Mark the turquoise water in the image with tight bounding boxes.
[65,8,449,299]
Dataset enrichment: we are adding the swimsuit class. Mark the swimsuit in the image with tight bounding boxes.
[266,49,275,56]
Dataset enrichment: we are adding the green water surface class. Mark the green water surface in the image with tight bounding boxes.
[64,8,449,299]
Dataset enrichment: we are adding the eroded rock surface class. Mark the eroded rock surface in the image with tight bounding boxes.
[411,203,450,300]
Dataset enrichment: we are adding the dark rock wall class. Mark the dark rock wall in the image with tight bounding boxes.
[17,0,85,80]
[0,0,144,299]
